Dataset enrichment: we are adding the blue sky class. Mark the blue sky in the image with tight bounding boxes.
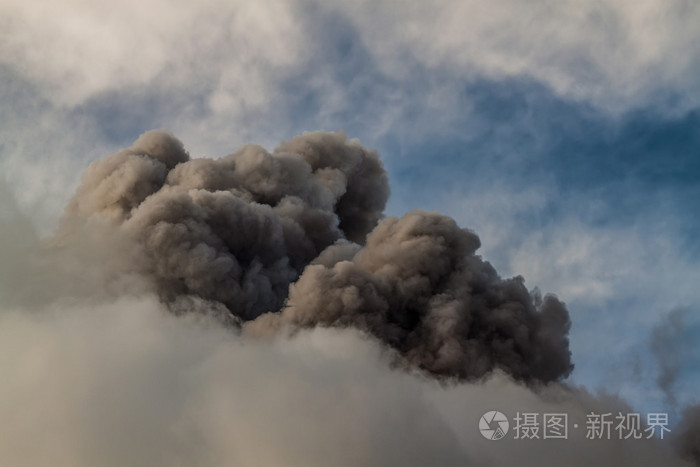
[1,0,699,418]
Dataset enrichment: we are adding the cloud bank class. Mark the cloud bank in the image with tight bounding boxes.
[3,0,699,114]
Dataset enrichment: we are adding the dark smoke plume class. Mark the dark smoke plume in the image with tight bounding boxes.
[677,405,700,465]
[250,211,573,383]
[62,129,572,383]
[63,130,388,321]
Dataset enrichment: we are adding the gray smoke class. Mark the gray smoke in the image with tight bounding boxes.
[2,130,699,466]
[249,211,572,383]
[677,405,700,465]
[63,130,388,321]
[648,309,700,467]
[650,308,692,408]
[63,129,572,383]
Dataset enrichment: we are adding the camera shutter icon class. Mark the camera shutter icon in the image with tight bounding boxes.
[479,411,509,440]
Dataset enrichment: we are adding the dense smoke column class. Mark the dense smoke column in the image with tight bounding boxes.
[63,130,390,320]
[64,129,572,382]
[249,211,574,383]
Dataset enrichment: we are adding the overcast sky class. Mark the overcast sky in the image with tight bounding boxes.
[1,0,699,463]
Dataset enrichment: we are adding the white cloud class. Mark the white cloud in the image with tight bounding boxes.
[333,0,700,113]
[3,0,698,117]
[508,219,700,311]
[0,0,305,108]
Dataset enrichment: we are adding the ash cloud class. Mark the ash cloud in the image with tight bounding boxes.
[62,130,571,383]
[1,130,700,466]
[63,130,388,321]
[0,300,690,467]
[249,211,572,383]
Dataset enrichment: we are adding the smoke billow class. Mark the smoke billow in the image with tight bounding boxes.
[250,211,572,383]
[0,298,690,467]
[4,129,699,466]
[61,129,571,383]
[62,130,388,321]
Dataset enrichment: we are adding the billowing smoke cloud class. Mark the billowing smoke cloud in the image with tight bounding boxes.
[250,211,572,383]
[62,130,388,321]
[0,299,691,467]
[61,130,571,383]
[3,129,699,466]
